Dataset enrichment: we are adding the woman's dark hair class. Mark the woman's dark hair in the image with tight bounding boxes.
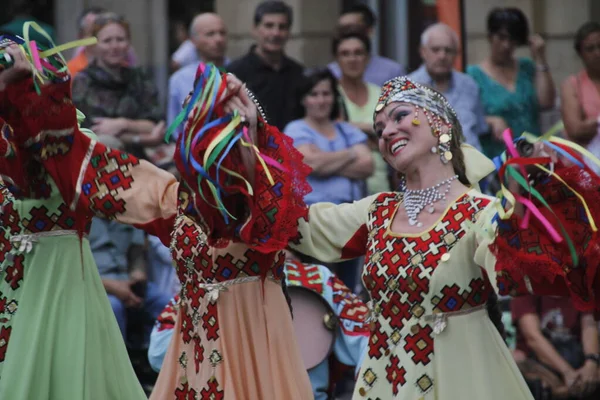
[341,4,376,29]
[298,68,342,121]
[331,29,372,56]
[487,7,529,46]
[574,21,600,54]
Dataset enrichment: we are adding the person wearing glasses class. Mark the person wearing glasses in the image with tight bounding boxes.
[333,30,390,197]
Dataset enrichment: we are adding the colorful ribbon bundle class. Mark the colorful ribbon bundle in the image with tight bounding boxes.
[492,124,600,266]
[0,22,96,93]
[166,63,285,224]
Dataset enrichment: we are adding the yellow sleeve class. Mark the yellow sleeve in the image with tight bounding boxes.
[291,194,378,262]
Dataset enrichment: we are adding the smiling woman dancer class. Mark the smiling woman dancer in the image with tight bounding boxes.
[290,76,600,399]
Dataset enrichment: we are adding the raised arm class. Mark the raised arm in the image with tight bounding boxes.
[472,165,600,311]
[1,77,178,244]
[290,194,376,263]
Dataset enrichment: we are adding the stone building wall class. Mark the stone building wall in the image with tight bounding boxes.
[52,0,598,113]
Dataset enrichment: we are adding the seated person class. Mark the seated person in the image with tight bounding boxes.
[89,217,172,343]
[148,253,370,400]
[512,295,600,399]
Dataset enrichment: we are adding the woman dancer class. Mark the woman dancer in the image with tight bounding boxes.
[2,53,313,398]
[0,44,147,399]
[290,76,600,399]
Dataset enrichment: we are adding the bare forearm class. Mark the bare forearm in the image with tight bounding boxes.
[564,119,597,143]
[535,64,555,110]
[102,279,119,295]
[305,150,354,177]
[527,335,574,375]
[339,157,374,179]
[581,315,599,355]
[120,132,164,147]
[120,118,157,134]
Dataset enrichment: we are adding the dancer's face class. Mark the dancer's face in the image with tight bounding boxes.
[374,102,447,174]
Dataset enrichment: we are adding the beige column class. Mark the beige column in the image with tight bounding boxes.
[216,0,340,67]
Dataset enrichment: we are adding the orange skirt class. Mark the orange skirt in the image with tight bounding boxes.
[150,279,313,399]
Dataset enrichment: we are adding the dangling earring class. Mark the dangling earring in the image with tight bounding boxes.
[412,106,421,126]
[438,126,453,164]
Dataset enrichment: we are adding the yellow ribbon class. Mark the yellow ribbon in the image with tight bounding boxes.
[240,138,275,186]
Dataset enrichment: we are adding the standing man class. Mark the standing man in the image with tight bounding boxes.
[167,13,229,131]
[409,23,485,150]
[90,217,172,340]
[226,1,304,130]
[328,4,405,86]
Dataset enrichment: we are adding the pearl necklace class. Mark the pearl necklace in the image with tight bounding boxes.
[401,175,458,227]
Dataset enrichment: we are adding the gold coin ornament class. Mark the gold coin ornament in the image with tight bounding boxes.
[439,133,450,143]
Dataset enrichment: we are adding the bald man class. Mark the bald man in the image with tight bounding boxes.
[167,13,230,135]
[408,23,485,150]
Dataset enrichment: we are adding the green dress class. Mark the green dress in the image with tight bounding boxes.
[467,58,541,159]
[0,91,146,399]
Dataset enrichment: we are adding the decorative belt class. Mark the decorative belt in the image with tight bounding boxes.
[11,230,83,253]
[421,303,487,335]
[197,276,279,302]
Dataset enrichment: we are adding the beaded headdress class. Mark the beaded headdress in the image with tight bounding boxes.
[373,76,496,186]
[374,76,461,164]
[373,76,458,124]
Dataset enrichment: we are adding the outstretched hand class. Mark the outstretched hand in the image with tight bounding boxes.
[0,45,31,91]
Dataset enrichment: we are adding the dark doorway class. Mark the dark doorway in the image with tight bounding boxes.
[1,0,54,26]
[168,0,215,57]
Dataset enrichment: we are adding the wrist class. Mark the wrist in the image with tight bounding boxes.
[129,134,141,145]
[117,117,128,133]
[584,353,600,366]
[348,147,357,161]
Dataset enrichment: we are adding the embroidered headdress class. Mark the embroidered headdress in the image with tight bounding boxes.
[373,76,495,187]
[374,76,458,123]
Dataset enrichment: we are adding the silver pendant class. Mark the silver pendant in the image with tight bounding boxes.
[408,218,417,226]
[428,205,435,213]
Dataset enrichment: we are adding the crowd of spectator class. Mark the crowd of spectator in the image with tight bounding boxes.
[3,1,600,398]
